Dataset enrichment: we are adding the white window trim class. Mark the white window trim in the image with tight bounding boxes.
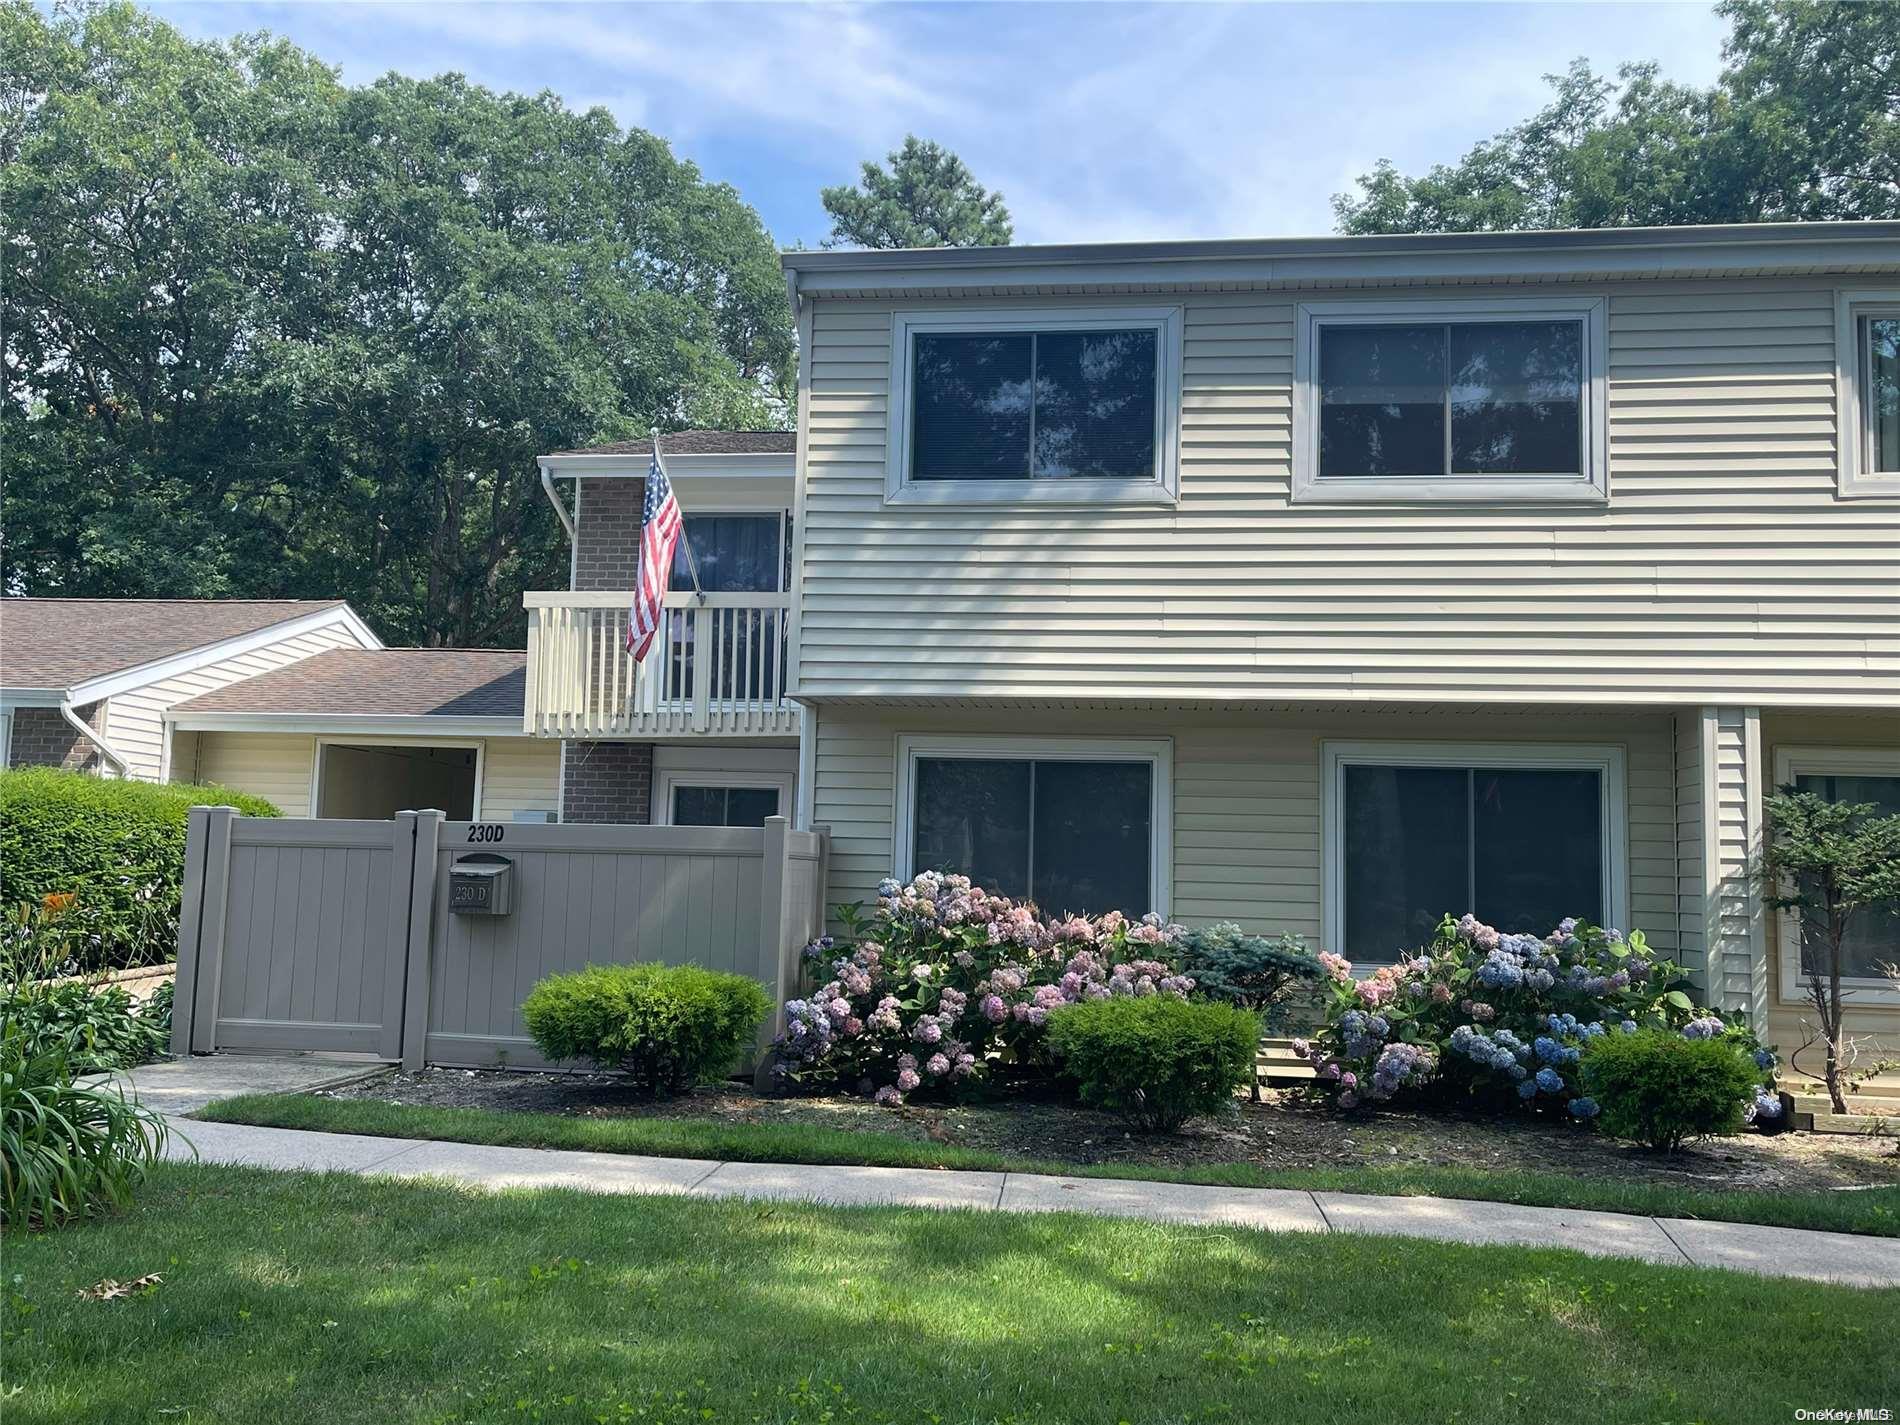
[1321,740,1629,958]
[892,734,1174,916]
[310,736,484,820]
[0,710,10,769]
[1833,289,1900,499]
[1772,744,1900,1006]
[1292,296,1609,505]
[884,306,1183,507]
[653,768,795,826]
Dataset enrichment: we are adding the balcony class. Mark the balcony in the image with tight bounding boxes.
[523,591,798,738]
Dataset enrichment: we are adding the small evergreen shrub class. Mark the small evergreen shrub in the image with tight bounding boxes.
[0,768,279,972]
[521,963,770,1095]
[1047,996,1260,1132]
[1581,1028,1762,1151]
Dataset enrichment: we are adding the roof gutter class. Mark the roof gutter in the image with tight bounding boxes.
[61,696,129,778]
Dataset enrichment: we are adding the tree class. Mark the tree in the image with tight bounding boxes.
[821,135,1012,249]
[1334,0,1899,234]
[1758,788,1900,1113]
[1,1,795,645]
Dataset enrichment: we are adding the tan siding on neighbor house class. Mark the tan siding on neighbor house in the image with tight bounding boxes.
[194,732,317,817]
[812,704,1679,956]
[795,279,1899,707]
[479,738,561,818]
[104,625,363,780]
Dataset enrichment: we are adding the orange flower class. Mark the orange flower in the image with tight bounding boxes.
[41,892,76,917]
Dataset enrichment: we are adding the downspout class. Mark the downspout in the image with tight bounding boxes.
[538,458,576,544]
[62,697,129,778]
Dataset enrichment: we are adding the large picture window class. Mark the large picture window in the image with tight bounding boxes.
[1295,298,1607,503]
[1773,747,1900,993]
[1835,290,1900,497]
[1324,742,1626,959]
[887,308,1181,505]
[896,737,1172,916]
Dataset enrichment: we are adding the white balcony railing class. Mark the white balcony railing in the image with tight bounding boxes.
[523,591,798,738]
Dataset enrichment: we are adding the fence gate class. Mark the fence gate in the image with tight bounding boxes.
[172,810,418,1058]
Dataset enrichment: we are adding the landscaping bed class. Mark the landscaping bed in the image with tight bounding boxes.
[5,1162,1894,1425]
[317,1066,1897,1194]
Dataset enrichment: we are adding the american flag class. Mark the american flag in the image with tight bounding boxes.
[627,447,683,659]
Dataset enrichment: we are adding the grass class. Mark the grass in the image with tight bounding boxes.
[4,1161,1894,1425]
[197,1091,1900,1238]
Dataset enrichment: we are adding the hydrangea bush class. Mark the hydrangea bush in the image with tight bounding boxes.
[774,872,1194,1103]
[1295,914,1780,1121]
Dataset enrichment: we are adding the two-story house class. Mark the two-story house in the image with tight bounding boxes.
[525,221,1900,1060]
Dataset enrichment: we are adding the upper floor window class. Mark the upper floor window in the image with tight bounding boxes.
[1294,297,1607,504]
[887,307,1181,505]
[672,513,787,592]
[1836,290,1900,497]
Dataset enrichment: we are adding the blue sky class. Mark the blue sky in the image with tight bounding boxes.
[151,1,1732,247]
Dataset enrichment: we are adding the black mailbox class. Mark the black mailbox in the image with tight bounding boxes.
[449,853,513,915]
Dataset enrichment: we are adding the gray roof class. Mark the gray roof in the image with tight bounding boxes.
[552,430,795,458]
[170,648,525,719]
[0,599,348,691]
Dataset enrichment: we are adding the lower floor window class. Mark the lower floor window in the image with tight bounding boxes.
[905,743,1163,915]
[671,784,780,828]
[1790,766,1900,980]
[1329,744,1619,958]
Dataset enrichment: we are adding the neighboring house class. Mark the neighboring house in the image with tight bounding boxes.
[523,221,1900,1058]
[165,648,558,821]
[0,600,380,780]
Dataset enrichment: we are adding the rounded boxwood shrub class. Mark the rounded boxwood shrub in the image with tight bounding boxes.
[521,963,770,1096]
[0,769,279,973]
[1046,996,1260,1132]
[1579,1028,1762,1151]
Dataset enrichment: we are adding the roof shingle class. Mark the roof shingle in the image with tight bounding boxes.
[170,648,525,719]
[0,599,348,691]
[550,430,794,457]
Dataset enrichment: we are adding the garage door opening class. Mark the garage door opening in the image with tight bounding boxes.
[316,742,478,820]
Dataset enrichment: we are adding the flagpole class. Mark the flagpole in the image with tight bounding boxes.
[653,427,706,605]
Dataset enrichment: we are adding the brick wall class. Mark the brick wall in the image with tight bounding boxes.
[574,478,643,591]
[8,703,107,772]
[560,740,652,823]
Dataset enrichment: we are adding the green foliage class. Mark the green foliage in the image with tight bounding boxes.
[1581,1029,1761,1152]
[1176,922,1325,1027]
[1047,996,1260,1132]
[1334,2,1900,232]
[1759,787,1900,932]
[821,135,1013,249]
[0,769,278,972]
[521,963,770,1095]
[2,1,795,646]
[0,1020,170,1228]
[2,976,170,1074]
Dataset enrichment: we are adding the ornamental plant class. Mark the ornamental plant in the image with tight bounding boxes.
[521,963,770,1096]
[1047,997,1260,1132]
[773,871,1194,1104]
[1581,1028,1764,1151]
[1295,914,1780,1122]
[1175,923,1325,1100]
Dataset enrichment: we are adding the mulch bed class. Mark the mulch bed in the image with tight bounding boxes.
[320,1068,1900,1193]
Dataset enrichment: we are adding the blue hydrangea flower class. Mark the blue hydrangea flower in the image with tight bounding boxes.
[1535,1067,1564,1094]
[1568,1097,1600,1119]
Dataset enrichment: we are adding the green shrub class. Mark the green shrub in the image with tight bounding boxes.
[2,978,170,1073]
[0,1020,170,1228]
[521,963,770,1095]
[0,768,278,972]
[1047,996,1260,1132]
[1580,1028,1761,1151]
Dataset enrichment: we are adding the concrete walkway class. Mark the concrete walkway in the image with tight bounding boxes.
[161,1116,1900,1290]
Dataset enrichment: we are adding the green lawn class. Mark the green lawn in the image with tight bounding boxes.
[4,1162,1893,1425]
[197,1092,1900,1238]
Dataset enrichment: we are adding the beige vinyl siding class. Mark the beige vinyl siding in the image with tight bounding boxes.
[103,624,364,781]
[1672,713,1708,986]
[193,732,317,817]
[1760,711,1900,1057]
[1701,707,1769,1035]
[812,703,1679,954]
[479,738,561,818]
[796,279,1900,707]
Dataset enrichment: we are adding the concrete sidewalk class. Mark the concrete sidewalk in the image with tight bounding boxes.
[162,1116,1900,1290]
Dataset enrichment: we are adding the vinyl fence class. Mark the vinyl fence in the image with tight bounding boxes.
[171,806,829,1070]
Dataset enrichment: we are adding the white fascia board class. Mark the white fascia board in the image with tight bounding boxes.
[164,712,524,737]
[538,451,795,480]
[66,604,383,706]
[0,688,69,708]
